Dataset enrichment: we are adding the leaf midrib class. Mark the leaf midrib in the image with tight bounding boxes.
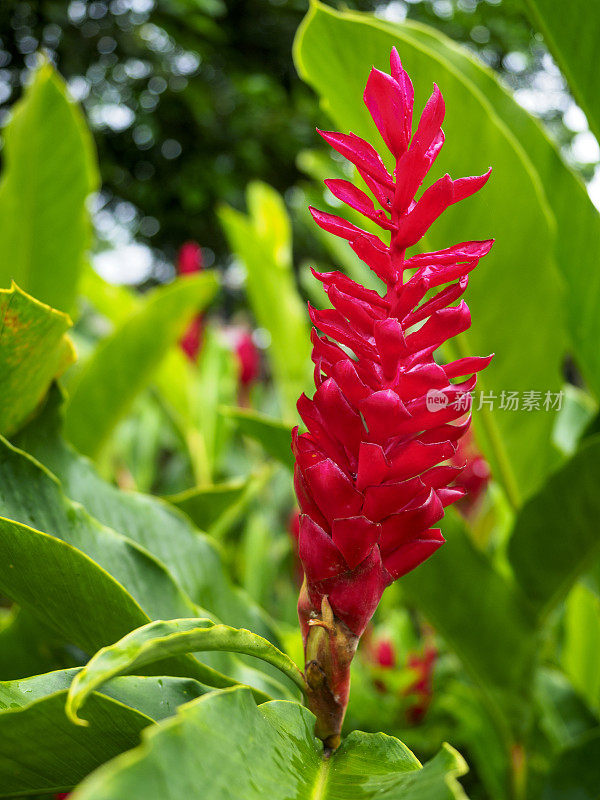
[310,757,331,800]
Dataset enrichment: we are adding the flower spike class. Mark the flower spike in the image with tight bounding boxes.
[293,48,493,750]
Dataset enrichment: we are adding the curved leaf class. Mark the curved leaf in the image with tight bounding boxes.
[0,283,74,436]
[16,388,280,642]
[71,687,468,800]
[508,438,600,619]
[402,512,536,725]
[219,182,311,419]
[221,406,295,470]
[0,62,98,312]
[0,691,150,798]
[385,17,600,403]
[67,618,307,724]
[0,670,208,797]
[65,272,218,458]
[0,668,207,722]
[523,0,600,144]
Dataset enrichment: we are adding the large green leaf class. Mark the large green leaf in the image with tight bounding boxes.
[71,687,468,800]
[402,512,536,729]
[219,182,311,419]
[0,670,208,797]
[294,2,565,503]
[154,325,237,484]
[67,618,306,723]
[0,668,207,721]
[522,0,600,144]
[386,17,600,405]
[0,691,149,798]
[64,272,218,458]
[0,62,98,312]
[0,283,75,436]
[562,584,600,714]
[221,406,296,470]
[541,730,600,800]
[0,434,198,622]
[16,388,279,642]
[508,438,600,619]
[0,433,282,698]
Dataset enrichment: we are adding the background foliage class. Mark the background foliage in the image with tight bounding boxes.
[0,1,599,799]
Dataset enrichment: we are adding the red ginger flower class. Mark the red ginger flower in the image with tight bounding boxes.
[235,329,260,388]
[294,49,493,747]
[177,241,204,360]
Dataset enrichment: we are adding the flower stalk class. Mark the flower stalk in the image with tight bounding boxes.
[294,47,493,747]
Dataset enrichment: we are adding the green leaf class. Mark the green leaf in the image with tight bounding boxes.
[71,687,469,800]
[0,690,150,798]
[0,433,277,699]
[80,264,140,326]
[219,182,311,419]
[167,467,272,539]
[166,477,250,529]
[541,730,600,800]
[0,669,209,797]
[386,17,600,406]
[534,668,600,751]
[402,513,536,721]
[67,618,307,724]
[508,438,600,618]
[0,283,75,436]
[0,668,207,722]
[522,0,600,144]
[0,434,199,623]
[294,2,565,503]
[562,584,600,713]
[16,388,280,642]
[155,325,237,484]
[0,62,98,312]
[222,406,295,470]
[64,273,218,458]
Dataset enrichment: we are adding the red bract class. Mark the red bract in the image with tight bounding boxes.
[294,49,493,747]
[177,241,204,360]
[177,241,203,275]
[405,644,437,724]
[451,427,491,515]
[235,330,260,388]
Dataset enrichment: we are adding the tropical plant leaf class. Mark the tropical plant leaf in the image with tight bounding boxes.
[294,1,565,504]
[167,468,271,538]
[0,62,98,312]
[508,438,600,619]
[522,0,600,144]
[64,272,218,458]
[154,326,237,484]
[562,584,600,714]
[0,668,208,721]
[385,16,600,405]
[402,512,536,724]
[0,431,290,699]
[0,691,150,798]
[67,618,306,724]
[219,182,311,419]
[16,388,279,642]
[541,729,600,800]
[221,406,295,470]
[0,669,211,797]
[0,283,75,437]
[70,687,469,800]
